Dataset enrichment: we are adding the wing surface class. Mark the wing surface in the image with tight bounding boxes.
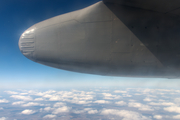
[103,0,180,15]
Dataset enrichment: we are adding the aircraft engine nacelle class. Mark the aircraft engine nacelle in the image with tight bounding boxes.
[19,1,180,78]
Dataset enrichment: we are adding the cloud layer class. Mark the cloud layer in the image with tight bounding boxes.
[0,88,180,119]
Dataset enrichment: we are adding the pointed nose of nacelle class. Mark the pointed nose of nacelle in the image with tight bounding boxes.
[19,26,36,61]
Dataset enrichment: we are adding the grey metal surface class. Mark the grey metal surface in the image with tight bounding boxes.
[103,0,180,15]
[19,1,180,78]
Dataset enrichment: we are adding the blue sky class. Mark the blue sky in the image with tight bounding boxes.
[1,0,180,89]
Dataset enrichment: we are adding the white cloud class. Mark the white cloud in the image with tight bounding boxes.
[72,94,94,101]
[53,102,65,107]
[21,109,36,115]
[84,108,92,111]
[149,102,175,106]
[27,90,36,94]
[43,114,57,119]
[103,97,113,100]
[175,98,180,103]
[45,90,56,94]
[33,92,44,96]
[73,108,98,114]
[53,91,95,103]
[0,117,7,120]
[78,95,94,100]
[77,100,92,104]
[5,89,179,119]
[160,95,169,98]
[173,115,180,119]
[149,102,161,106]
[12,101,25,105]
[0,107,3,110]
[94,100,110,104]
[30,90,56,97]
[34,98,44,101]
[175,90,180,93]
[5,91,18,94]
[61,91,74,98]
[102,93,113,97]
[123,94,132,97]
[156,89,174,92]
[10,95,32,101]
[43,94,53,98]
[103,95,121,100]
[114,96,121,99]
[22,102,44,107]
[0,99,9,103]
[52,106,70,114]
[49,95,62,101]
[143,98,154,102]
[102,92,120,99]
[71,89,80,93]
[143,89,155,93]
[114,90,127,93]
[95,89,100,91]
[19,93,28,95]
[162,102,175,106]
[147,95,157,98]
[164,106,180,113]
[101,109,151,120]
[115,101,126,106]
[128,102,154,111]
[153,115,162,119]
[157,93,165,95]
[44,107,53,111]
[88,110,98,114]
[86,92,95,94]
[71,100,92,104]
[39,108,43,112]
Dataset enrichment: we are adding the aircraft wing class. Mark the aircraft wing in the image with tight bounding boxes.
[103,0,180,15]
